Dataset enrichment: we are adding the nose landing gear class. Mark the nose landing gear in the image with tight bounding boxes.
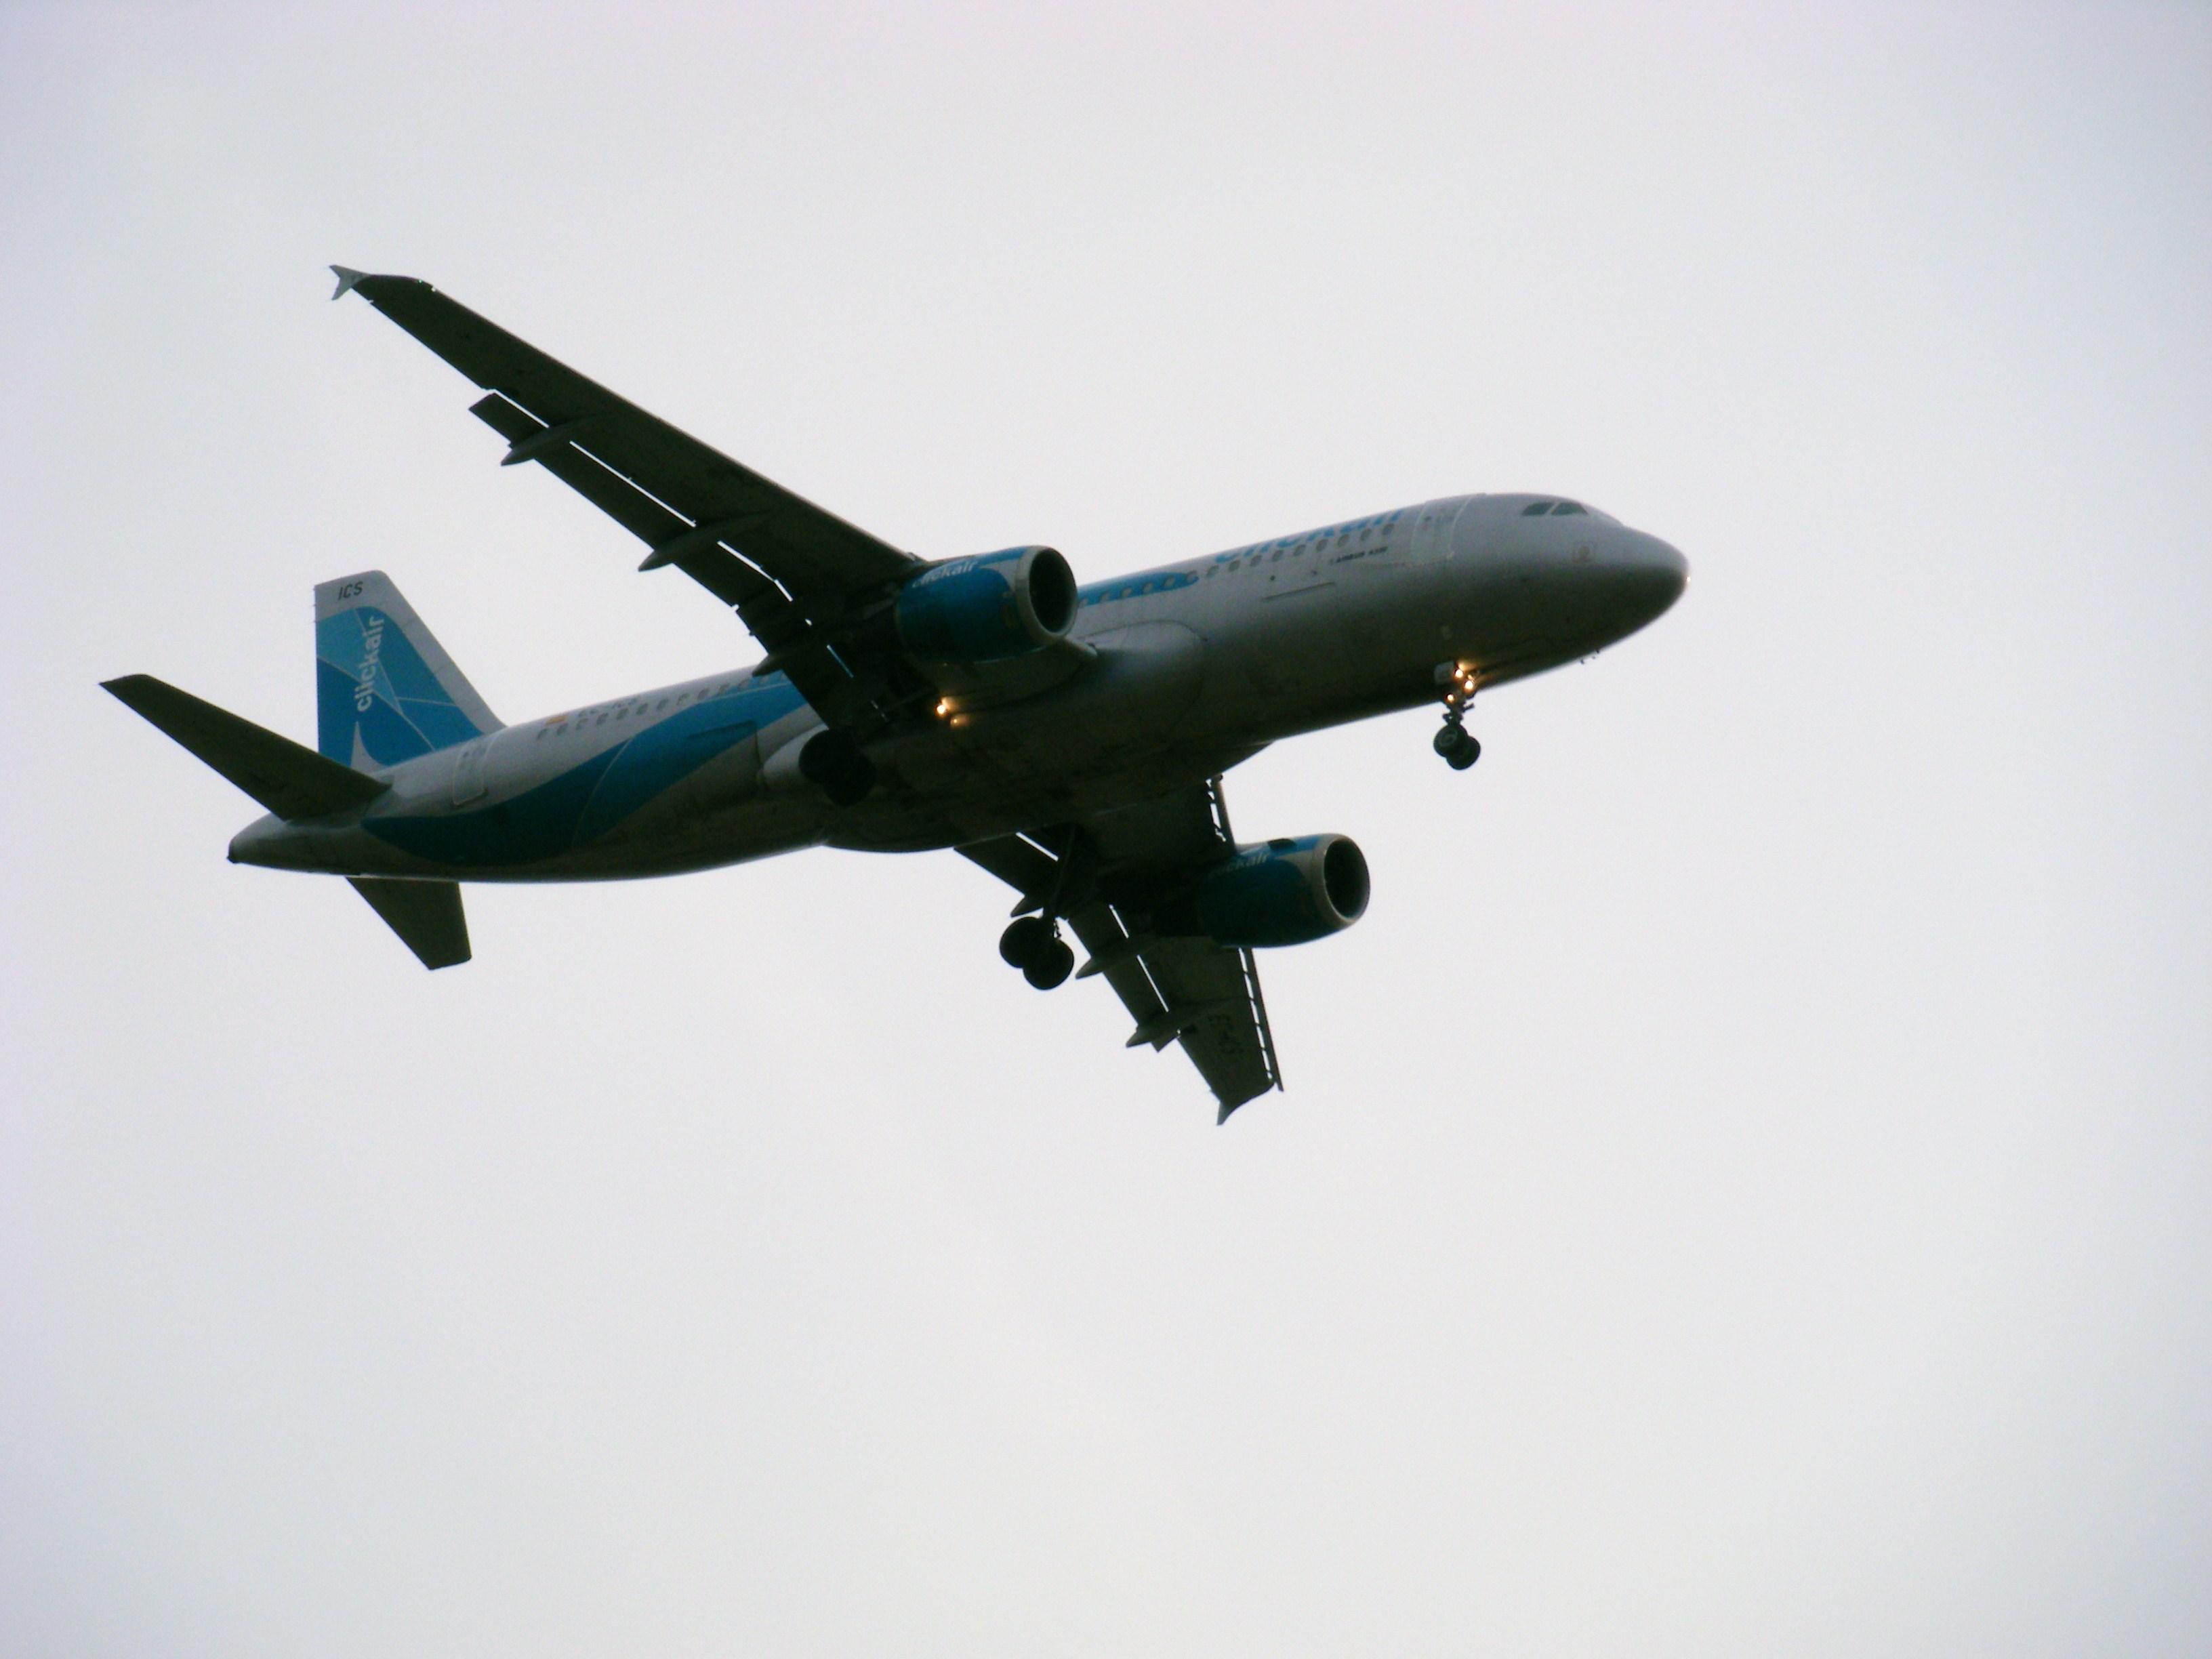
[1000,915,1075,989]
[1434,662,1481,771]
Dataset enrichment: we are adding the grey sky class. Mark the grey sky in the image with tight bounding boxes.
[3,3,2208,1654]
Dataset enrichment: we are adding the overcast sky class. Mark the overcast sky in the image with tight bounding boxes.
[3,3,2209,1655]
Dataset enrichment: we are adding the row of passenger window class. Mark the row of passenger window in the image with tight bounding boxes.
[537,682,737,738]
[1080,570,1202,607]
[1078,510,1408,606]
[1234,511,1406,561]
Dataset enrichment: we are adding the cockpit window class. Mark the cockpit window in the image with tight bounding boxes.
[1520,501,1552,516]
[1550,501,1586,516]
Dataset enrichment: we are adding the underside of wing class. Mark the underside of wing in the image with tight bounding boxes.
[959,778,1284,1122]
[333,268,928,735]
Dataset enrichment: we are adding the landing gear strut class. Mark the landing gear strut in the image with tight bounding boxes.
[1000,916,1074,989]
[1434,661,1481,771]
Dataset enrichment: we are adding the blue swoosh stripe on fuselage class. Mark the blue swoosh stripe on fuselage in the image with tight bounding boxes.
[364,675,804,867]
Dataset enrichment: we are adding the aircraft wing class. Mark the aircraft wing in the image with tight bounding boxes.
[960,777,1284,1122]
[331,267,926,735]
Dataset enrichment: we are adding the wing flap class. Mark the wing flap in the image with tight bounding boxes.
[1136,935,1280,1119]
[958,779,1286,1122]
[466,393,774,610]
[464,390,881,725]
[340,271,917,606]
[1063,901,1171,1027]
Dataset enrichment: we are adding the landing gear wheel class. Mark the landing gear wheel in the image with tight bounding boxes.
[1000,916,1053,968]
[1435,723,1481,769]
[1023,937,1075,990]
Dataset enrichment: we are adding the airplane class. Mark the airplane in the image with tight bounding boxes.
[104,267,1687,1122]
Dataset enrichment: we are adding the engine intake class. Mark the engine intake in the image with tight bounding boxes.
[1191,834,1370,949]
[895,546,1077,665]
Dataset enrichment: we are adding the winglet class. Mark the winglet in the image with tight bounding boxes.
[329,265,369,301]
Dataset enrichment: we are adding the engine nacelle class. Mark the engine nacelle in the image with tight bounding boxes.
[760,727,876,806]
[1191,834,1370,949]
[895,546,1077,665]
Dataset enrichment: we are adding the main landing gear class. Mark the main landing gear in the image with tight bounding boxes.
[1435,661,1481,771]
[1435,723,1481,769]
[1000,915,1074,989]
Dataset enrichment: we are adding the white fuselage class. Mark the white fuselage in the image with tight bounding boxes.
[231,493,1687,882]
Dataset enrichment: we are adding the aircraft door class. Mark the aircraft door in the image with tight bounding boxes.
[451,736,489,806]
[1411,497,1469,562]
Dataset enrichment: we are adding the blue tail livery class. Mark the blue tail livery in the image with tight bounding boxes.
[315,571,500,769]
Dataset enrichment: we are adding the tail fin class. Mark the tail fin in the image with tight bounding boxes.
[316,572,500,771]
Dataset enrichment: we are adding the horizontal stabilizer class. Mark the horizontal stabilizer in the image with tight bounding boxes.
[348,878,471,970]
[102,675,387,821]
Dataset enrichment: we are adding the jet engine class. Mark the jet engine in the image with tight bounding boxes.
[1188,834,1370,949]
[760,726,876,806]
[895,546,1078,665]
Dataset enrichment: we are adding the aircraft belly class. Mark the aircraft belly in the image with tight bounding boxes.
[1189,570,1441,739]
[930,620,1206,781]
[321,790,821,883]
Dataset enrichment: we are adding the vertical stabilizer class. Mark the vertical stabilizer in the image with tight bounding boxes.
[316,572,500,770]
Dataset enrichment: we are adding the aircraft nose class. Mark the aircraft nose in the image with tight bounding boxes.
[1638,531,1688,599]
[1615,529,1688,623]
